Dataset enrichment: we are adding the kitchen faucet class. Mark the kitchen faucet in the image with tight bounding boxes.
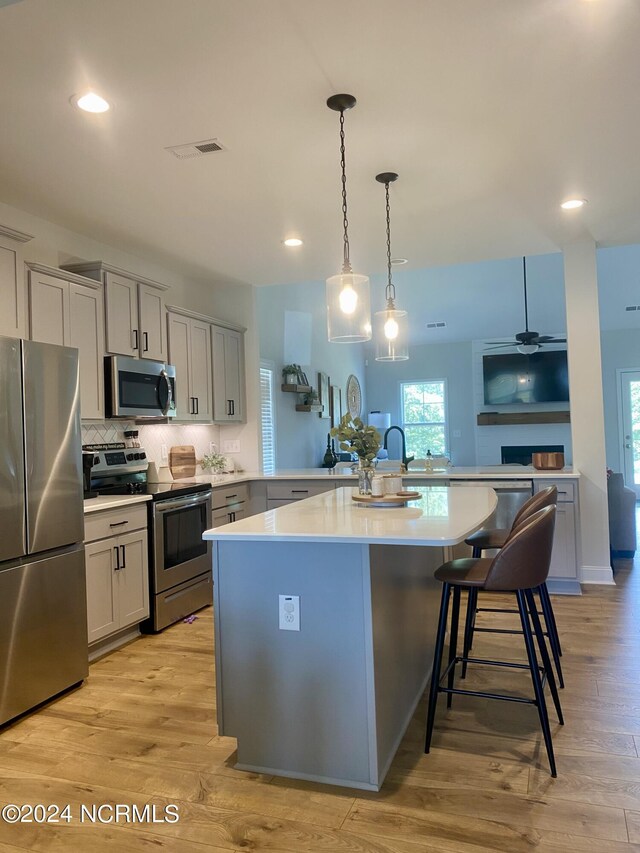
[383,426,414,471]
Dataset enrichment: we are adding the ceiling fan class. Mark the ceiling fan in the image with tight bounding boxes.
[485,257,566,354]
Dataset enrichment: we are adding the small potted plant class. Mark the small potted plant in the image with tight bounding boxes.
[200,449,227,475]
[330,414,381,494]
[305,388,320,406]
[282,364,299,386]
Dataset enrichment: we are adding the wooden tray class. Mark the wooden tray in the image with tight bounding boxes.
[352,491,420,507]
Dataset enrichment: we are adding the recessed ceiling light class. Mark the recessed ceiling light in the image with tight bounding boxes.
[283,238,303,247]
[71,92,111,113]
[560,198,587,210]
[391,258,408,265]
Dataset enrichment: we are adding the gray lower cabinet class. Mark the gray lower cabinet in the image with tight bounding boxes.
[534,479,579,589]
[84,506,149,644]
[211,483,250,527]
[266,480,335,510]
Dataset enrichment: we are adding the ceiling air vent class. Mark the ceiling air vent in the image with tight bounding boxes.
[165,139,226,160]
[426,321,447,329]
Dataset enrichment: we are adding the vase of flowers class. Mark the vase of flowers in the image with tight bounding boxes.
[330,414,381,495]
[200,449,227,474]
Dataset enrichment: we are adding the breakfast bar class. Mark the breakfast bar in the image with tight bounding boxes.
[204,485,497,791]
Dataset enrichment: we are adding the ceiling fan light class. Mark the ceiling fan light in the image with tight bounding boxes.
[517,343,539,355]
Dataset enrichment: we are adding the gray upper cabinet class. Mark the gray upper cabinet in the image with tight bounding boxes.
[212,324,245,423]
[0,224,33,339]
[27,263,105,420]
[61,261,168,363]
[167,309,212,422]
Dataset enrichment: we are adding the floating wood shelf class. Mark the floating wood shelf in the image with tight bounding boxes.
[295,404,323,413]
[282,384,312,393]
[477,411,570,426]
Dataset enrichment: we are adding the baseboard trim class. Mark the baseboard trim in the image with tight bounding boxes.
[581,565,615,585]
[546,579,582,595]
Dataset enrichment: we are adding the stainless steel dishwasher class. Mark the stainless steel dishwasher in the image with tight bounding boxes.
[449,479,534,556]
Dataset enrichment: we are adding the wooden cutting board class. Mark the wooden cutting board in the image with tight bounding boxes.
[169,445,196,479]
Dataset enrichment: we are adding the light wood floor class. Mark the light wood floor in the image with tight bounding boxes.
[2,560,640,852]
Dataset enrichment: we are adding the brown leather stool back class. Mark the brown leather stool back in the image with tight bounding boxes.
[484,505,556,591]
[511,486,557,531]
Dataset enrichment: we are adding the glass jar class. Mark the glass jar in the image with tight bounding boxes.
[357,459,374,495]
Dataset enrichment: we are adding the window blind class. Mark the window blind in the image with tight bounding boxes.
[260,366,276,474]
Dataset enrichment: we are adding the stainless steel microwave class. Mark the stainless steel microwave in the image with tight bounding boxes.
[105,355,177,419]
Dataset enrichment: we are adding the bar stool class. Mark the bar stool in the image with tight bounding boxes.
[425,505,563,777]
[463,486,563,687]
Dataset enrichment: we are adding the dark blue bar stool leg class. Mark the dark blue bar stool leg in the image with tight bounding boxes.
[537,585,564,688]
[526,589,564,725]
[447,586,461,707]
[425,583,451,754]
[461,587,477,679]
[539,582,563,657]
[516,589,557,778]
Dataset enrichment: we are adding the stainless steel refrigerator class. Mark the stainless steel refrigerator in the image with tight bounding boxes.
[0,336,88,726]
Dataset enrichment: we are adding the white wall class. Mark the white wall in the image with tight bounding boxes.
[257,279,366,469]
[0,199,260,471]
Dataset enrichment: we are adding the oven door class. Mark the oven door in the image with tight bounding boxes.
[152,491,212,593]
[107,356,176,418]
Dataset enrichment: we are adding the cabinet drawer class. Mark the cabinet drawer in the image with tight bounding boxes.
[84,504,147,543]
[267,498,297,510]
[211,483,249,510]
[535,480,575,503]
[266,481,333,501]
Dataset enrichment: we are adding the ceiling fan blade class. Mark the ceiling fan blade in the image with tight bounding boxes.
[536,336,567,343]
[484,343,518,350]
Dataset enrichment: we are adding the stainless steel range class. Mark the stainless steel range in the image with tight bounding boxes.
[86,445,212,632]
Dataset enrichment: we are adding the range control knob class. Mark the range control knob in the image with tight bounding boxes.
[134,452,141,460]
[126,453,134,461]
[140,452,146,460]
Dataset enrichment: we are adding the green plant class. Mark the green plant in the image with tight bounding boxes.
[282,364,299,378]
[330,414,381,464]
[201,451,227,473]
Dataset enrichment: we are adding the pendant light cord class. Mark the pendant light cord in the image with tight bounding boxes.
[385,181,396,306]
[339,109,352,274]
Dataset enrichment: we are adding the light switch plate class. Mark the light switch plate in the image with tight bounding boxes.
[222,439,240,454]
[161,444,168,460]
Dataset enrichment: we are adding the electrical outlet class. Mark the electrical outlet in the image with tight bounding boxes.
[453,430,461,439]
[161,444,168,460]
[278,595,300,631]
[210,442,217,454]
[222,439,240,454]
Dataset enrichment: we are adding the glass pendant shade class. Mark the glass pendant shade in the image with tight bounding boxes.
[374,305,409,361]
[326,271,372,343]
[517,343,539,355]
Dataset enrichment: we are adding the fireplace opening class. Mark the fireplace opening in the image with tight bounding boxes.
[501,445,564,466]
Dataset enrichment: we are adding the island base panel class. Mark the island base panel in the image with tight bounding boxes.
[213,539,443,790]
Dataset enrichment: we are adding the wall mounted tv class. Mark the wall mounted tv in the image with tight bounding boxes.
[483,350,570,405]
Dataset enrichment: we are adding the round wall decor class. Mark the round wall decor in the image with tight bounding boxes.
[346,374,362,419]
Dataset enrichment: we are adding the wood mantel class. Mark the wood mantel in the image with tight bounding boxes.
[477,411,570,426]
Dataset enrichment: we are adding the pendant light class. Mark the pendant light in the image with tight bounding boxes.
[325,94,371,343]
[374,172,409,361]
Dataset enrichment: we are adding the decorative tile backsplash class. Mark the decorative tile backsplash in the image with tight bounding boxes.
[81,421,222,468]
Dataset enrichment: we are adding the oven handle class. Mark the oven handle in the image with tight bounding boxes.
[160,369,173,417]
[154,491,212,512]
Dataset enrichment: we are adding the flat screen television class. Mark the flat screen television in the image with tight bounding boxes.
[483,350,570,405]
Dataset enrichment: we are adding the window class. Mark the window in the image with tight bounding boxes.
[259,364,276,474]
[401,381,448,458]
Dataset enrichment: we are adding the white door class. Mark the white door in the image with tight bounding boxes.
[85,539,119,643]
[190,319,212,421]
[168,313,192,420]
[105,273,138,356]
[138,283,166,362]
[69,284,105,420]
[620,370,640,498]
[0,235,26,338]
[29,272,68,345]
[117,530,149,628]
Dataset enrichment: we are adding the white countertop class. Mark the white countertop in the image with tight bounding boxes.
[183,465,578,487]
[83,494,151,514]
[203,485,498,547]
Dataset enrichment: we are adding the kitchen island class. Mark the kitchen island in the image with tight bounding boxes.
[203,485,496,791]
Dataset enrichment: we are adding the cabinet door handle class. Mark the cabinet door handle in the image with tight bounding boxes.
[292,489,309,494]
[109,520,128,528]
[226,494,237,500]
[120,544,126,569]
[195,397,199,415]
[231,400,235,416]
[143,332,149,353]
[189,397,194,415]
[114,546,120,570]
[132,329,139,350]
